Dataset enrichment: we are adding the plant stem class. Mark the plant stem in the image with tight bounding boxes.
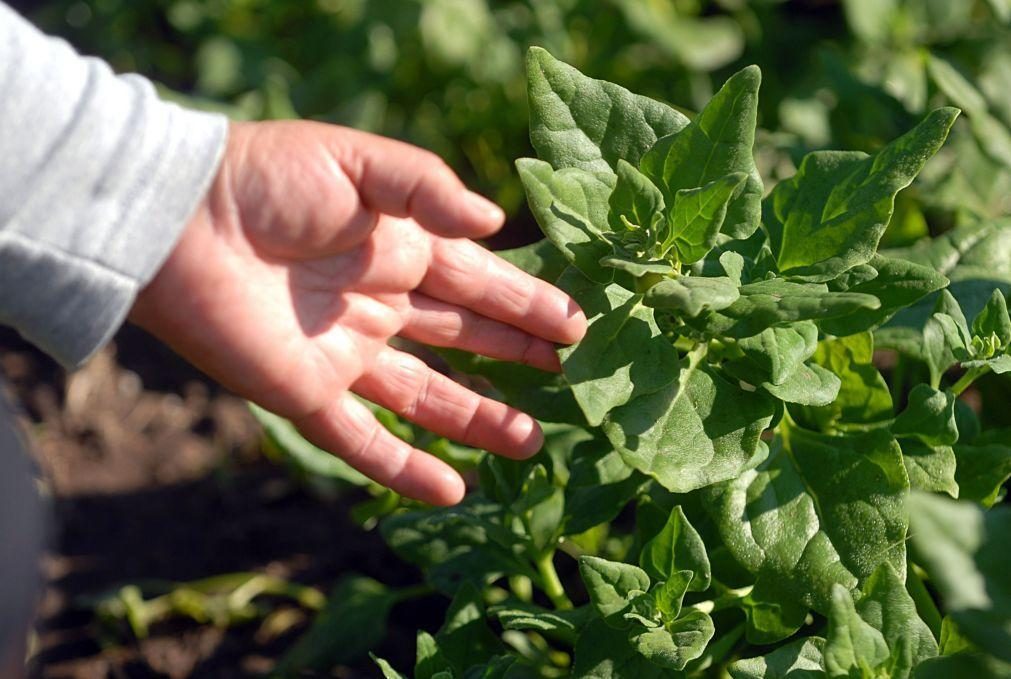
[951,365,989,396]
[536,552,573,610]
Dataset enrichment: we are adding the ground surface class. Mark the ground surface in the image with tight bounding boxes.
[2,326,438,678]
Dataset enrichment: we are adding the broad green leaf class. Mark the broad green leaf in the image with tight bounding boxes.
[767,108,959,281]
[609,159,665,233]
[572,618,667,679]
[599,253,673,279]
[685,279,881,340]
[668,173,748,263]
[628,609,715,671]
[924,291,972,384]
[892,385,958,446]
[641,65,763,239]
[908,493,1011,662]
[273,575,399,674]
[558,270,679,426]
[579,556,651,623]
[823,584,890,678]
[639,506,711,591]
[652,570,693,621]
[971,289,1011,348]
[561,430,645,536]
[373,655,408,679]
[857,563,938,678]
[250,404,371,486]
[761,362,842,407]
[821,255,949,336]
[439,349,585,426]
[415,630,454,679]
[514,465,564,553]
[490,602,594,646]
[737,322,819,386]
[495,239,568,283]
[953,439,1011,506]
[604,359,775,494]
[729,637,826,678]
[642,275,740,317]
[381,496,536,594]
[526,47,688,179]
[900,439,959,498]
[516,158,613,282]
[707,427,908,614]
[436,583,506,674]
[739,581,809,644]
[914,653,1011,679]
[795,333,892,432]
[928,55,1011,170]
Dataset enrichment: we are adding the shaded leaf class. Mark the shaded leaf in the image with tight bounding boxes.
[639,506,711,591]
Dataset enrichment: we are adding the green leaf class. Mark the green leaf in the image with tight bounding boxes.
[914,653,1011,679]
[907,493,1011,663]
[767,108,959,281]
[821,255,949,336]
[668,173,748,263]
[373,655,408,679]
[641,65,763,239]
[823,584,890,678]
[514,465,564,553]
[857,563,938,678]
[652,570,693,621]
[892,384,958,446]
[729,637,826,679]
[953,439,1011,506]
[495,239,568,283]
[794,333,893,432]
[609,159,665,233]
[707,427,908,614]
[900,438,959,498]
[685,279,881,340]
[558,270,680,426]
[436,582,506,674]
[561,431,646,536]
[739,581,810,645]
[579,556,651,623]
[737,322,819,387]
[250,404,371,486]
[639,506,711,591]
[415,630,454,679]
[642,275,741,317]
[628,609,715,671]
[516,158,613,282]
[761,363,842,407]
[572,618,667,679]
[490,602,594,646]
[440,349,585,426]
[273,575,399,675]
[381,496,536,594]
[603,358,776,494]
[972,289,1011,349]
[924,291,973,384]
[526,47,688,179]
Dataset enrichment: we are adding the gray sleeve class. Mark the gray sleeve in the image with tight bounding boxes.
[0,3,227,368]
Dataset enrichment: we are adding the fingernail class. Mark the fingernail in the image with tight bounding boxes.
[464,191,505,226]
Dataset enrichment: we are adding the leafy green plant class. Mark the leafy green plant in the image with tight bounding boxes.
[361,49,1011,678]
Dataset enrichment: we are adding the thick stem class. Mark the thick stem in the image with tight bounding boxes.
[951,365,989,396]
[536,552,573,610]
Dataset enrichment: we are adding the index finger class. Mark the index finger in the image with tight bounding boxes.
[419,236,588,345]
[326,127,505,239]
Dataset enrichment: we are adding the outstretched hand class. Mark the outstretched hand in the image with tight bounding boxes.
[130,121,587,505]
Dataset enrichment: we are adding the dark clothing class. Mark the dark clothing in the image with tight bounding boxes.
[0,383,44,663]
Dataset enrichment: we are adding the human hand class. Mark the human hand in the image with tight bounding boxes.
[130,121,587,505]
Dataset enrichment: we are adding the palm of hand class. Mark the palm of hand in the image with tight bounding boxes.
[131,121,586,505]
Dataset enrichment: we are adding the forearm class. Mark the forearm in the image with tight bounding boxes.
[0,3,226,367]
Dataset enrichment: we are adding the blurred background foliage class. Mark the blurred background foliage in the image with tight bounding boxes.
[18,0,1011,245]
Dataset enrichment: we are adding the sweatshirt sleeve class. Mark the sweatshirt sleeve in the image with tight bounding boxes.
[0,3,227,368]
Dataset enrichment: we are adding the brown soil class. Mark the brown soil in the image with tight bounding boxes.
[2,326,438,679]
